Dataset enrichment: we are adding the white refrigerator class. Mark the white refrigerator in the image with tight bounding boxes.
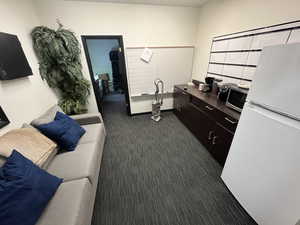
[221,43,300,225]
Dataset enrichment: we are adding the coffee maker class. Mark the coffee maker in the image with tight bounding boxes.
[217,83,236,102]
[205,77,215,92]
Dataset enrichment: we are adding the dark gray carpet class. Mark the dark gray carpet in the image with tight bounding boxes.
[92,94,257,225]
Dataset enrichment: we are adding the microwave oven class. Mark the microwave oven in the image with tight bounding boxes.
[226,87,248,112]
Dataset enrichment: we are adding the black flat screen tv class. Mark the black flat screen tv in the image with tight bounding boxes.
[0,32,32,80]
[0,106,9,129]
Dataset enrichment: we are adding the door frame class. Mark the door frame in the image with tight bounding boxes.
[81,35,131,115]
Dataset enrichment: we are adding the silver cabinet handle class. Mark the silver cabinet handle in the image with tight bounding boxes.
[212,136,218,145]
[225,117,237,124]
[182,92,188,95]
[205,105,214,111]
[208,131,214,140]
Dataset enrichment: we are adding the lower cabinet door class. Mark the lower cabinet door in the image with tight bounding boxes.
[173,89,182,118]
[210,124,234,166]
[186,103,215,150]
[173,88,190,124]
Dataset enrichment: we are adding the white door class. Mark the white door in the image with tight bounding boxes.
[247,43,300,120]
[222,103,300,225]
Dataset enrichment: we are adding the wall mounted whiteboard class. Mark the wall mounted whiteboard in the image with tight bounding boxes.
[125,46,194,114]
[207,20,300,86]
[126,47,194,97]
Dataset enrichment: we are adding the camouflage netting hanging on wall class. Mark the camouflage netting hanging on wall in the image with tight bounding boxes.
[31,25,90,115]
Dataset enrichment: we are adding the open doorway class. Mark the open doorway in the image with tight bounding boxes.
[81,35,131,116]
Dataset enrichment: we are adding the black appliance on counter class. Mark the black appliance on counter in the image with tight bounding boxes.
[205,77,215,92]
[217,83,235,102]
[204,77,222,93]
[226,86,248,112]
[217,83,248,112]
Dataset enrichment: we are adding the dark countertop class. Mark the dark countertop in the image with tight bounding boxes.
[175,84,241,120]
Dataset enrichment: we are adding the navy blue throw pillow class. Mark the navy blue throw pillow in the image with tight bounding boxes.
[36,111,86,151]
[0,150,63,225]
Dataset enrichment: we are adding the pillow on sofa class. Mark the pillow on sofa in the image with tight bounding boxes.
[0,128,57,167]
[0,150,63,225]
[31,105,63,127]
[36,112,86,151]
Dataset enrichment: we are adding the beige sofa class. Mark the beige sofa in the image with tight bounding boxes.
[35,112,106,225]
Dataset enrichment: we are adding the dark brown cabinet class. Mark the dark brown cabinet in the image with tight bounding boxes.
[210,124,234,165]
[174,87,190,125]
[186,103,215,150]
[174,85,240,166]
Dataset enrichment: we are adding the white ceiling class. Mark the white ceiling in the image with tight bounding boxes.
[65,0,209,7]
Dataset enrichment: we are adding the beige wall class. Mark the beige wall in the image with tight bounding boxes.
[0,0,199,132]
[34,0,200,113]
[0,0,58,134]
[3,0,300,132]
[34,0,199,47]
[193,0,300,81]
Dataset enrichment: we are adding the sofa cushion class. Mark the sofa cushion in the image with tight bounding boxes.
[47,122,105,184]
[37,112,86,152]
[70,113,103,123]
[41,148,58,169]
[79,123,106,144]
[0,150,62,225]
[31,105,63,127]
[47,138,104,184]
[36,178,92,225]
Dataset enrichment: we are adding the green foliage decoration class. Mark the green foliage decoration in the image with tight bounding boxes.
[31,25,90,115]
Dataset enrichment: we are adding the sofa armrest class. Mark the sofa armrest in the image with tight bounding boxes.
[70,113,103,125]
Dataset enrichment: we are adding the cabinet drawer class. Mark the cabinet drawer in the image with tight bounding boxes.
[191,96,216,114]
[191,96,238,133]
[214,112,238,133]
